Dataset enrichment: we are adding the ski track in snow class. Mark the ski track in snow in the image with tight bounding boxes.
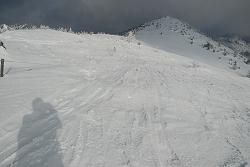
[0,29,250,167]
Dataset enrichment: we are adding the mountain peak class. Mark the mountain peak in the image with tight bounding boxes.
[119,16,202,37]
[119,16,250,76]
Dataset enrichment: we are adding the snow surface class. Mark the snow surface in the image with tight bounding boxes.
[0,29,250,167]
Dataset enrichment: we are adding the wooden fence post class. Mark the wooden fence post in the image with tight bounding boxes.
[1,59,4,77]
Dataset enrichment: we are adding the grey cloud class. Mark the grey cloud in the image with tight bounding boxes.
[0,0,249,37]
[163,0,250,37]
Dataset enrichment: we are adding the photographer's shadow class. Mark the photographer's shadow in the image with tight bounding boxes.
[14,98,64,167]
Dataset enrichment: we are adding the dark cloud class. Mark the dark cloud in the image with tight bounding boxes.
[0,0,249,37]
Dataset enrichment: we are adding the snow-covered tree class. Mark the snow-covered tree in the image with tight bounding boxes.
[127,31,135,43]
[232,61,237,70]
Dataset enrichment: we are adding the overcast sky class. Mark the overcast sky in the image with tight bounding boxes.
[0,0,250,38]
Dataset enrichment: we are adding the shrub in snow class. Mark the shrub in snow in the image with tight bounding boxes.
[137,42,141,49]
[245,58,250,65]
[231,61,237,70]
[246,70,250,78]
[191,61,199,68]
[31,25,38,30]
[222,49,229,56]
[127,31,136,43]
[203,42,213,50]
[79,31,89,35]
[58,27,68,32]
[68,28,74,33]
[40,25,50,29]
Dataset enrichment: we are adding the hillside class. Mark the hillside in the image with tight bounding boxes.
[0,28,250,167]
[214,36,250,64]
[119,16,250,77]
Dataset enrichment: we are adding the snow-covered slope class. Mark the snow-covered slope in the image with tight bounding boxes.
[119,16,250,76]
[0,29,250,167]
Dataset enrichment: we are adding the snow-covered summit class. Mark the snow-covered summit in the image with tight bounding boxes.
[119,16,200,36]
[119,16,250,76]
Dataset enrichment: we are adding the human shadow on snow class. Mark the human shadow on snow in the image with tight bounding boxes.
[14,98,64,167]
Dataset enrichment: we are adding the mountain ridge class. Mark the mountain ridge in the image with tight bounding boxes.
[119,16,250,76]
[118,16,205,37]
